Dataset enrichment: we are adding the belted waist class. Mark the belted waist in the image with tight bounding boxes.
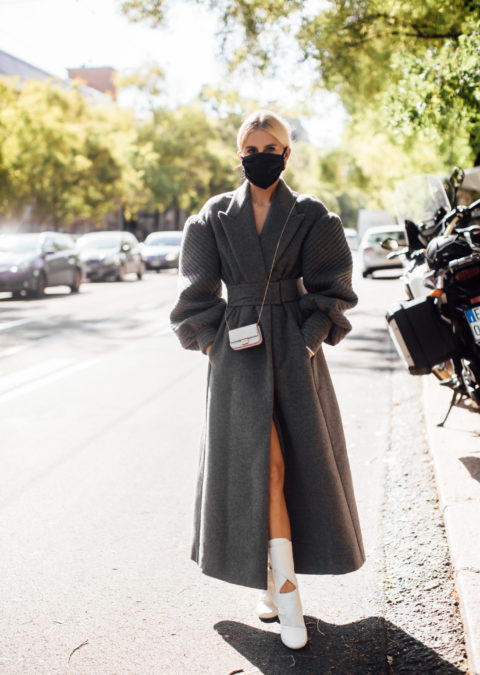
[226,278,301,307]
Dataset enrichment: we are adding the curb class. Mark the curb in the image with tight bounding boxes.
[423,375,480,674]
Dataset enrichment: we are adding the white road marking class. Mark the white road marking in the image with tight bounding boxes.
[0,314,62,332]
[0,317,37,332]
[0,344,31,359]
[0,358,74,395]
[0,357,100,403]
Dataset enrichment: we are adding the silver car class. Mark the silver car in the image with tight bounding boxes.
[360,225,406,277]
[344,227,358,250]
[77,230,145,281]
[141,230,182,272]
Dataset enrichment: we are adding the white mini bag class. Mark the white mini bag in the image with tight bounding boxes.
[226,198,297,351]
[228,322,263,350]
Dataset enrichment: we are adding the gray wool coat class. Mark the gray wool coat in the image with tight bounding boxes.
[170,178,365,590]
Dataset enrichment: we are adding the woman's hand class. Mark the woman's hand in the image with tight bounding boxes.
[206,343,213,356]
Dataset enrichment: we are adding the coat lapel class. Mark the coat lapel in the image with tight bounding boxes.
[217,179,305,282]
[260,179,304,273]
[218,180,267,281]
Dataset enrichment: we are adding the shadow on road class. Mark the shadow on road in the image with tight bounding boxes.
[215,616,464,674]
[335,323,402,374]
[0,276,146,303]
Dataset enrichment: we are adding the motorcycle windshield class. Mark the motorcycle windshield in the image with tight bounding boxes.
[394,175,451,229]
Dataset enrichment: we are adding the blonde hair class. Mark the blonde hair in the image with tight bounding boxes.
[237,109,291,151]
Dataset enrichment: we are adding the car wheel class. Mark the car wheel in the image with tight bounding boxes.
[34,273,46,298]
[11,290,22,299]
[362,270,370,278]
[70,268,82,293]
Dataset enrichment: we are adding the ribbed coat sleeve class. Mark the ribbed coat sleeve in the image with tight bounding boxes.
[170,215,226,353]
[299,210,358,353]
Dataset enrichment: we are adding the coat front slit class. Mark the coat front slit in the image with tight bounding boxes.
[170,179,365,589]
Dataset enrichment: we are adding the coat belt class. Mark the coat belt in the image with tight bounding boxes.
[226,278,301,306]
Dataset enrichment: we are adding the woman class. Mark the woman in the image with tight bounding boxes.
[170,110,365,650]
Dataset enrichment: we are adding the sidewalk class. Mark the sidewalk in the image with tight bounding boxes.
[423,376,480,674]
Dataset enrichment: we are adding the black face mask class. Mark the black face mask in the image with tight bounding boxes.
[241,148,287,189]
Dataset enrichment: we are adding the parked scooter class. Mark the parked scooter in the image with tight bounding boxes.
[384,169,480,422]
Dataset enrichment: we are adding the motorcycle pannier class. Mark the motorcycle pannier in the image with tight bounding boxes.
[386,296,457,375]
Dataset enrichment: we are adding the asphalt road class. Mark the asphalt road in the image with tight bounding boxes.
[0,259,468,674]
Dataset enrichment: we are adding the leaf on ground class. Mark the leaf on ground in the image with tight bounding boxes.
[68,639,89,663]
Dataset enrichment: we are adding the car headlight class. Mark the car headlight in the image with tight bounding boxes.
[165,252,178,262]
[10,261,31,273]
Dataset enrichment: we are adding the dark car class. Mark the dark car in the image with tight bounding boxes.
[77,231,145,281]
[0,232,83,298]
[141,230,182,272]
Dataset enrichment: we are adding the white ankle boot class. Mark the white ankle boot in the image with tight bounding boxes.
[255,563,278,619]
[269,538,308,650]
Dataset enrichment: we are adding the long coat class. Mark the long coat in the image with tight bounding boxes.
[170,178,365,590]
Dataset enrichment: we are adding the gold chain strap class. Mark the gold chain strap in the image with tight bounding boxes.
[224,197,298,330]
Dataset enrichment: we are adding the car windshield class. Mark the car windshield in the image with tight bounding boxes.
[0,234,41,254]
[77,234,120,249]
[145,233,182,247]
[367,230,406,245]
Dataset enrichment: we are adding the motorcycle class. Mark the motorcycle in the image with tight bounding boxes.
[383,169,480,423]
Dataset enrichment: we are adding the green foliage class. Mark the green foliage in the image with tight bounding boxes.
[316,105,474,219]
[296,1,477,103]
[116,63,166,114]
[386,31,480,150]
[137,104,239,213]
[120,0,167,26]
[0,76,243,228]
[0,77,143,227]
[118,0,480,159]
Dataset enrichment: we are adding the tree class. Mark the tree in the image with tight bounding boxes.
[119,0,480,160]
[135,104,239,223]
[0,77,144,227]
[116,63,166,116]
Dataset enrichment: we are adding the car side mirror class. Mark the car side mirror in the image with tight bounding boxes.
[381,238,399,251]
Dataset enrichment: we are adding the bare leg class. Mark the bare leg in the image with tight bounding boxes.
[268,420,295,593]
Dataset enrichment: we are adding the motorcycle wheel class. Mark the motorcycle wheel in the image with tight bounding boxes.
[461,358,480,406]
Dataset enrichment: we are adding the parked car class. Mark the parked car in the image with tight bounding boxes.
[77,231,145,281]
[0,231,83,298]
[344,227,358,250]
[360,225,407,277]
[141,230,182,272]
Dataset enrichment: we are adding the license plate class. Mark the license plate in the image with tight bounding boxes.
[465,305,480,343]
